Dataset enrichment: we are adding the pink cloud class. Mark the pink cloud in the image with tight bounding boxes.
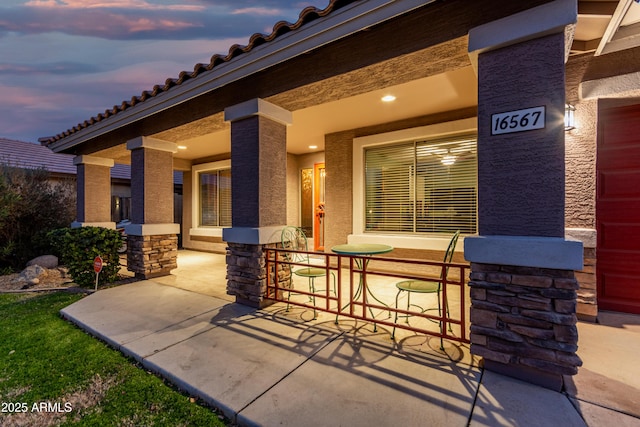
[0,84,64,111]
[232,7,284,16]
[123,17,201,33]
[16,11,202,36]
[24,0,205,12]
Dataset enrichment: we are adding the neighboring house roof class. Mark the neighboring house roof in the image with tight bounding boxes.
[40,0,358,146]
[0,137,182,184]
[1,137,77,175]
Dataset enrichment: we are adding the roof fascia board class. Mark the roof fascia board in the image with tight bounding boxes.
[596,0,635,56]
[49,0,433,153]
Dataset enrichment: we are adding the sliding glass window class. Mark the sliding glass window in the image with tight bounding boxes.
[364,134,477,234]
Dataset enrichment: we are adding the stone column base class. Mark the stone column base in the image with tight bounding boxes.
[127,234,178,279]
[469,263,583,391]
[576,247,597,321]
[226,242,291,308]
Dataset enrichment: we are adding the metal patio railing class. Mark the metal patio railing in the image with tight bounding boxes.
[265,248,470,345]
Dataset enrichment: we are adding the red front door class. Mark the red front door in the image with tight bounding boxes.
[596,103,640,314]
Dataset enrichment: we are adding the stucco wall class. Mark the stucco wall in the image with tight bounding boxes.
[565,100,597,230]
[565,53,597,232]
[477,33,566,237]
[77,163,111,223]
[564,48,640,232]
[230,115,287,227]
[325,131,355,252]
[286,153,300,227]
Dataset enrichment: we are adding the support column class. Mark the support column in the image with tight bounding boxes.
[125,136,180,279]
[465,0,583,391]
[72,155,115,229]
[223,98,292,307]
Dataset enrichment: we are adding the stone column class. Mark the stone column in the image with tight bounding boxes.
[465,0,584,391]
[223,98,292,307]
[125,136,180,279]
[72,155,115,229]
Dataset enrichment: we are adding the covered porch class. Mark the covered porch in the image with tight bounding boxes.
[45,0,640,390]
[64,258,640,425]
[156,249,472,351]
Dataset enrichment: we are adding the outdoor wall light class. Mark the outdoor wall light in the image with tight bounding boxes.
[565,104,576,131]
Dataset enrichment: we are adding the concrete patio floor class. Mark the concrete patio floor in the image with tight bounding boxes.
[61,250,640,426]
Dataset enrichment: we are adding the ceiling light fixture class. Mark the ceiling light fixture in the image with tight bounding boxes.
[309,145,318,149]
[177,145,187,150]
[441,154,456,166]
[381,95,396,102]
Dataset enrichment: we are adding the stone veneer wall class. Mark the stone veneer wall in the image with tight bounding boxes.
[576,248,597,320]
[469,262,582,390]
[128,234,178,279]
[226,242,291,307]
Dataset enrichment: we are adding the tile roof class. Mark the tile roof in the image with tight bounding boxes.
[41,0,359,146]
[1,137,76,175]
[0,137,182,184]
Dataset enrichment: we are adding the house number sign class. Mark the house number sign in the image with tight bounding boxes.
[491,106,545,135]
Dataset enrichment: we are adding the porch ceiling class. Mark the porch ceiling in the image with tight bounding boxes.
[92,36,474,163]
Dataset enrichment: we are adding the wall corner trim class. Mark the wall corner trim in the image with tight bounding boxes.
[71,221,116,229]
[464,235,584,270]
[126,136,178,153]
[224,98,293,126]
[73,155,115,167]
[125,223,180,236]
[222,226,286,245]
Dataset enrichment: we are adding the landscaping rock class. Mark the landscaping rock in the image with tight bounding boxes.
[1,265,75,292]
[27,255,59,269]
[13,276,30,289]
[20,265,48,282]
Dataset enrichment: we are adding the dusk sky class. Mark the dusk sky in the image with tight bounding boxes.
[0,0,327,144]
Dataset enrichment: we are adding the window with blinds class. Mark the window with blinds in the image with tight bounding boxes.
[199,169,232,227]
[364,134,477,234]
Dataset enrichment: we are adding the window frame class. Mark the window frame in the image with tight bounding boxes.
[352,118,477,251]
[190,160,231,238]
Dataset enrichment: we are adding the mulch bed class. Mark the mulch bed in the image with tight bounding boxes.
[0,269,139,294]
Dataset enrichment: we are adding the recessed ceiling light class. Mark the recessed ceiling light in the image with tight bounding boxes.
[309,145,318,149]
[177,145,187,150]
[381,95,396,102]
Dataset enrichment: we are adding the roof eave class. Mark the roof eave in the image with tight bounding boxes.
[47,0,433,154]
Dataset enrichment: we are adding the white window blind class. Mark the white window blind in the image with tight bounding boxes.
[364,134,477,234]
[199,169,232,227]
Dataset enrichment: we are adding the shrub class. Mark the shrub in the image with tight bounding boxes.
[0,164,75,271]
[45,227,69,259]
[50,227,123,287]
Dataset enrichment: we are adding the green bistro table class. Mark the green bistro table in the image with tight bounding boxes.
[331,243,393,328]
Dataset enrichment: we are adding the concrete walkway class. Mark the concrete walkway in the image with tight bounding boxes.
[60,279,640,426]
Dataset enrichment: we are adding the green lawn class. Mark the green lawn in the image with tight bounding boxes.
[0,292,227,426]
